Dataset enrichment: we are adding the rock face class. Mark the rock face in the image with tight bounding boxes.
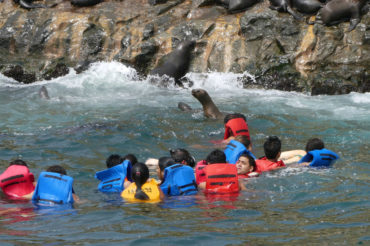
[0,0,368,95]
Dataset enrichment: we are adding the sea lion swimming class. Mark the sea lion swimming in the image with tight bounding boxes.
[150,40,196,86]
[191,89,224,119]
[38,86,50,100]
[308,0,368,31]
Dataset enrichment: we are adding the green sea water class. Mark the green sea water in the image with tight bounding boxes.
[0,62,369,245]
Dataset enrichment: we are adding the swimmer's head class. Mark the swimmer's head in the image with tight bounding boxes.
[123,154,138,166]
[106,154,123,168]
[305,138,325,152]
[157,156,175,181]
[206,149,226,164]
[264,136,281,160]
[47,165,67,175]
[236,154,256,175]
[131,163,150,200]
[9,159,28,167]
[169,148,195,168]
[234,135,252,151]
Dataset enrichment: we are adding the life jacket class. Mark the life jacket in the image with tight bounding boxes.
[32,172,74,204]
[224,140,256,164]
[224,117,250,141]
[204,164,239,194]
[299,149,339,167]
[255,157,286,173]
[121,179,161,203]
[0,165,35,198]
[195,160,207,185]
[95,160,132,193]
[160,164,198,196]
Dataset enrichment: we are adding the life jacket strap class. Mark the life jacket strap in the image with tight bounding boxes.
[1,174,25,183]
[208,174,236,179]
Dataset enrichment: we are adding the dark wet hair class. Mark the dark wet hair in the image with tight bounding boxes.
[305,138,325,152]
[131,163,150,200]
[264,136,281,159]
[106,154,123,168]
[123,154,138,166]
[47,165,67,175]
[224,113,246,124]
[234,135,251,149]
[158,156,176,171]
[239,153,256,172]
[169,148,195,168]
[206,149,226,164]
[9,159,28,167]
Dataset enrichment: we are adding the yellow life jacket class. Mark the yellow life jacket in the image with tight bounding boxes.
[121,179,161,203]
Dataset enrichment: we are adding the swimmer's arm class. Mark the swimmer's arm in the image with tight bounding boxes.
[73,193,81,204]
[279,150,306,164]
[158,186,165,200]
[238,180,247,191]
[198,182,206,190]
[21,191,34,200]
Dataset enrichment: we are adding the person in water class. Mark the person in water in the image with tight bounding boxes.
[255,136,286,173]
[224,135,257,164]
[32,165,79,204]
[121,162,164,202]
[169,148,196,168]
[198,149,246,192]
[0,159,35,199]
[123,154,138,166]
[156,156,176,184]
[236,154,259,178]
[223,113,251,144]
[298,138,339,167]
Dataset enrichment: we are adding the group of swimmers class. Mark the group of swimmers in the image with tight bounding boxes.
[0,113,340,204]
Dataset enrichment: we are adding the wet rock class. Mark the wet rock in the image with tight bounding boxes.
[148,0,168,5]
[42,62,69,80]
[134,40,159,74]
[81,24,106,58]
[192,0,216,8]
[2,65,36,84]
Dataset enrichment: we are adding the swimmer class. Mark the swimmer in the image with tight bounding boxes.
[46,165,80,202]
[121,163,164,202]
[198,149,246,192]
[156,156,176,184]
[255,136,286,173]
[107,154,132,189]
[223,113,251,145]
[298,138,339,167]
[123,154,138,166]
[0,159,35,199]
[236,154,259,178]
[169,148,196,168]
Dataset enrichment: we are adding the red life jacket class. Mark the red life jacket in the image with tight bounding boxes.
[204,163,239,194]
[224,117,250,141]
[0,165,35,198]
[255,157,285,173]
[195,160,207,185]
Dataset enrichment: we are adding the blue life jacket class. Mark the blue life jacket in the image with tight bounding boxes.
[95,160,132,193]
[160,164,198,196]
[299,149,339,167]
[32,172,74,205]
[224,140,256,164]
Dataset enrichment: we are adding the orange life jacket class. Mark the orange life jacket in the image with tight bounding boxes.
[204,164,239,194]
[0,165,35,198]
[224,117,250,141]
[255,157,285,173]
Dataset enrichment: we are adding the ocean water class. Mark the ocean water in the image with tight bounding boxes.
[0,62,369,245]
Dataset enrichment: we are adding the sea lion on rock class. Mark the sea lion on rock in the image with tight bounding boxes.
[228,0,260,13]
[269,0,303,20]
[191,89,224,119]
[13,0,46,9]
[291,0,323,15]
[310,0,368,32]
[71,0,102,7]
[150,40,196,86]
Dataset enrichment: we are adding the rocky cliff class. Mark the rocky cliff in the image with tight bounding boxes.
[0,0,369,95]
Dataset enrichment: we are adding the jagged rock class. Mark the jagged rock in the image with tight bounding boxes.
[42,63,69,80]
[3,65,36,83]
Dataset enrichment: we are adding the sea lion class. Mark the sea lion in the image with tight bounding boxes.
[269,0,303,20]
[13,0,46,9]
[191,89,224,119]
[314,0,368,32]
[228,0,260,13]
[71,0,102,7]
[150,40,196,86]
[291,0,323,15]
[38,86,50,100]
[178,102,193,112]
